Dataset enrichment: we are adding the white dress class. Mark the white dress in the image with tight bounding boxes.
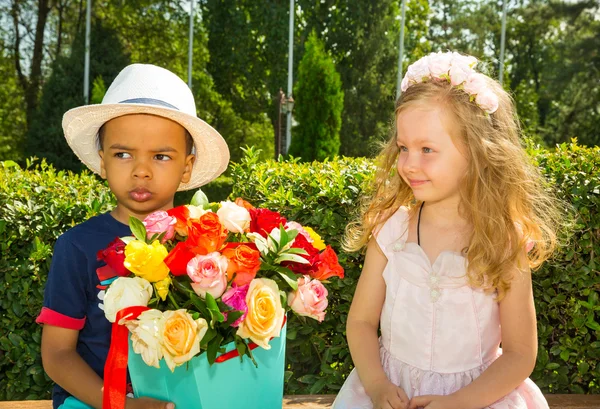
[333,207,548,409]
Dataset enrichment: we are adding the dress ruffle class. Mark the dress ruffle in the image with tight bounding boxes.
[332,344,549,409]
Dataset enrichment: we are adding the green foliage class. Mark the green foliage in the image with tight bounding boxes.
[228,148,375,394]
[0,46,27,162]
[24,20,130,172]
[288,32,344,161]
[1,141,598,398]
[528,141,600,393]
[0,159,115,400]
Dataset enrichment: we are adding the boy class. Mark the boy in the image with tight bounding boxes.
[36,64,230,409]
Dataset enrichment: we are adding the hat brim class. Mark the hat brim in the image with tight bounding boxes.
[62,103,230,191]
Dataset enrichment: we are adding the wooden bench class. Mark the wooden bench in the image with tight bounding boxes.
[1,395,600,409]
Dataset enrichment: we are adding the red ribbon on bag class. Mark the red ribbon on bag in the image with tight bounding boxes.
[103,306,150,409]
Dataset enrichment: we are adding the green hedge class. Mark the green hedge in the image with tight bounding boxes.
[0,142,598,400]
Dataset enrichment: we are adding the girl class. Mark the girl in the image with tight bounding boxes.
[333,52,563,409]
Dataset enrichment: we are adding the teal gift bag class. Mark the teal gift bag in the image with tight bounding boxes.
[128,322,287,409]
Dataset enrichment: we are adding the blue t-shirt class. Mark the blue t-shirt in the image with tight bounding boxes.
[37,212,131,409]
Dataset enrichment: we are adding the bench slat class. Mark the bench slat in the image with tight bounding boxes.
[1,395,599,409]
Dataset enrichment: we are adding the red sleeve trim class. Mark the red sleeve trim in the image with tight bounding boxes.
[36,307,86,330]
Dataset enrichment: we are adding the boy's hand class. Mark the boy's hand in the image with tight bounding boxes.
[370,380,409,409]
[126,397,175,409]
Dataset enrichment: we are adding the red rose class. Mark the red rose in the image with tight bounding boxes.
[164,241,197,276]
[96,238,128,277]
[249,208,287,237]
[310,246,344,281]
[283,233,320,274]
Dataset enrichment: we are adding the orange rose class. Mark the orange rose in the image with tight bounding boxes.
[188,212,228,254]
[235,198,255,210]
[223,244,261,286]
[310,246,344,281]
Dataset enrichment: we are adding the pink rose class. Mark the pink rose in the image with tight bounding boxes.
[428,52,452,79]
[463,73,488,96]
[287,275,328,322]
[284,221,312,243]
[221,284,249,327]
[143,211,177,243]
[475,90,499,114]
[187,252,228,299]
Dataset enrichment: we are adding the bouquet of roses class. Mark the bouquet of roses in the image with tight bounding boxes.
[99,190,344,376]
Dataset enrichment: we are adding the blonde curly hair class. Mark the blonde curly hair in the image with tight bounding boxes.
[344,77,564,300]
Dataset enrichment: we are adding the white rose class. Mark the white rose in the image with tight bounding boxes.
[217,201,251,233]
[104,277,153,323]
[125,309,165,368]
[186,204,209,220]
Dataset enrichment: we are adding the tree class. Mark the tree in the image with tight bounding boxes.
[0,42,27,161]
[25,20,130,171]
[288,32,343,161]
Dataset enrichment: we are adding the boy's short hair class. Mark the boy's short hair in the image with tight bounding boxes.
[97,121,195,155]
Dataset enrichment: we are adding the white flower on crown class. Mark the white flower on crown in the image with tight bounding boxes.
[401,51,499,115]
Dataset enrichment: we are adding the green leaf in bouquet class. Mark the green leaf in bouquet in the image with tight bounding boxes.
[120,236,136,244]
[286,248,309,255]
[285,228,298,242]
[223,310,244,327]
[205,293,225,324]
[207,333,224,365]
[271,266,299,291]
[129,216,148,243]
[235,337,248,362]
[200,327,217,349]
[185,291,209,318]
[148,231,167,244]
[191,189,209,209]
[274,253,309,264]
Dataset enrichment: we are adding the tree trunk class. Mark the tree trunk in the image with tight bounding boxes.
[11,0,51,131]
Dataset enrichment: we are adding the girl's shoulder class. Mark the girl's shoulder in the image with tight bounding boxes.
[374,206,411,257]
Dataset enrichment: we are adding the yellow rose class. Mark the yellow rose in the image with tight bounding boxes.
[124,240,169,283]
[154,276,172,301]
[304,226,326,251]
[161,309,208,372]
[236,278,285,349]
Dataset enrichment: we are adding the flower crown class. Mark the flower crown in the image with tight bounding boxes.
[401,52,499,115]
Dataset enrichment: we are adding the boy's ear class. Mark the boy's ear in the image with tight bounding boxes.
[98,150,107,179]
[180,154,196,184]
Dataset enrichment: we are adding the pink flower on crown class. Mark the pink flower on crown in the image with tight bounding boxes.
[475,91,499,114]
[463,73,488,95]
[428,52,453,80]
[406,56,430,84]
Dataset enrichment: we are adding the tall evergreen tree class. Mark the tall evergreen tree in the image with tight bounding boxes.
[288,31,344,161]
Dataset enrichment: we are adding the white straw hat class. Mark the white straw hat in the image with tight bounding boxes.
[62,63,230,191]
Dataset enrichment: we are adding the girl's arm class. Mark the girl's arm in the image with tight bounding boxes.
[410,252,538,409]
[41,325,173,409]
[347,238,409,408]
